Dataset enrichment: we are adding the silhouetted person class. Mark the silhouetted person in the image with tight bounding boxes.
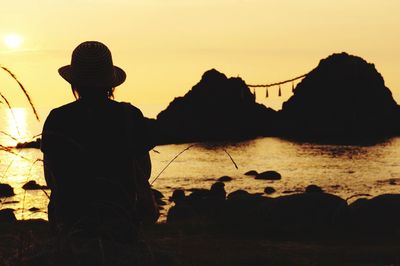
[41,41,159,241]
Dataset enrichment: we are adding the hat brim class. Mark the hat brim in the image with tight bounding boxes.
[58,65,126,88]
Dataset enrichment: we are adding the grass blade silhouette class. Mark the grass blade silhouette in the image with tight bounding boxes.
[0,66,40,121]
[0,144,31,161]
[0,131,19,142]
[0,92,21,136]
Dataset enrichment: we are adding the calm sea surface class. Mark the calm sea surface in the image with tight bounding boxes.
[1,108,400,221]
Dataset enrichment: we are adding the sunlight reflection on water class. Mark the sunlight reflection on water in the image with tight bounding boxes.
[1,108,36,146]
[0,109,400,221]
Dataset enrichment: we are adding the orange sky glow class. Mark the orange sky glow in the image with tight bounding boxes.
[0,0,399,118]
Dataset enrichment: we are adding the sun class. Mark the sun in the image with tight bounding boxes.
[4,34,23,49]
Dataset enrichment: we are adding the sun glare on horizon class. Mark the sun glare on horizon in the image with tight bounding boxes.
[3,34,23,49]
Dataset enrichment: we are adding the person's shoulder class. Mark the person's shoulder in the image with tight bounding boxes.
[41,102,81,151]
[119,101,145,118]
[48,101,81,116]
[44,101,82,129]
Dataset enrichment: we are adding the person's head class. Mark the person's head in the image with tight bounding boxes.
[58,41,126,100]
[70,85,115,100]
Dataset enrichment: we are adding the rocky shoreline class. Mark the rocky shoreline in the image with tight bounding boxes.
[1,175,400,239]
[165,182,400,239]
[2,180,399,239]
[1,174,400,265]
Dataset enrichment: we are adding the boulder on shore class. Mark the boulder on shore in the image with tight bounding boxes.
[167,183,227,224]
[0,208,16,223]
[267,192,347,232]
[305,184,324,193]
[346,194,400,234]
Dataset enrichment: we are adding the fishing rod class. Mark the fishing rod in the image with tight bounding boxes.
[150,144,238,185]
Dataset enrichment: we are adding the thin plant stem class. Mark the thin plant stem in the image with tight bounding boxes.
[0,66,40,121]
[30,133,42,139]
[0,92,21,136]
[0,145,31,161]
[0,131,19,142]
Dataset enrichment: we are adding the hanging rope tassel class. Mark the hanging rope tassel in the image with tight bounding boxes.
[292,82,295,93]
[266,87,269,98]
[253,89,256,99]
[278,86,282,97]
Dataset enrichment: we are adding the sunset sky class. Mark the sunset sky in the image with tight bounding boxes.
[0,0,399,118]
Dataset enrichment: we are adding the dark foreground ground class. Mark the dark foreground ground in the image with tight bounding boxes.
[1,220,400,266]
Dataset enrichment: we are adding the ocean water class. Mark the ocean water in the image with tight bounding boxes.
[0,108,400,221]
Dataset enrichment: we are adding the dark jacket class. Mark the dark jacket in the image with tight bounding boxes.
[41,99,158,234]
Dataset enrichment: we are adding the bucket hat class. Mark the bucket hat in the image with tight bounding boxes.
[58,41,126,88]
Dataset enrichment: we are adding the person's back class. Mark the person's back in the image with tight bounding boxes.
[41,41,158,240]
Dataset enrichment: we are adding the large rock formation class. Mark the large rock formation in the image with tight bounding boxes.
[279,52,400,143]
[156,69,276,144]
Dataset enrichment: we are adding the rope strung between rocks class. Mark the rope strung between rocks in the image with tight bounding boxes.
[246,73,308,88]
[246,72,309,98]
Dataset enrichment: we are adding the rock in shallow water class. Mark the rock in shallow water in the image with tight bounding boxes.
[244,170,258,176]
[255,171,281,180]
[0,184,14,198]
[305,184,324,193]
[264,187,276,195]
[218,176,233,182]
[22,181,48,190]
